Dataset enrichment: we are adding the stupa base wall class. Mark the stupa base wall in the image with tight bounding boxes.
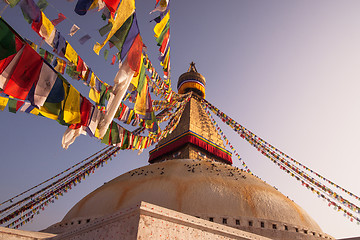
[46,201,270,240]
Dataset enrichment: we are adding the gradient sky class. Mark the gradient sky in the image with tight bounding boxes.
[1,0,360,238]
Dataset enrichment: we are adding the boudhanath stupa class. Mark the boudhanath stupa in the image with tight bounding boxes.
[0,64,334,240]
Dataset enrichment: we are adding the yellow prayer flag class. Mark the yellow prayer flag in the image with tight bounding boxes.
[89,72,96,88]
[161,47,170,68]
[29,108,40,115]
[154,11,170,38]
[40,12,55,40]
[0,96,9,111]
[134,78,148,116]
[95,128,101,139]
[65,43,78,65]
[63,85,81,124]
[93,0,135,55]
[38,105,59,120]
[89,87,100,104]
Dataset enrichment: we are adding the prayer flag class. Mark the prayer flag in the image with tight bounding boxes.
[37,0,48,11]
[97,58,134,138]
[53,57,66,74]
[64,42,78,64]
[79,34,91,45]
[63,84,81,124]
[69,24,80,36]
[20,0,41,24]
[71,97,92,128]
[89,87,100,104]
[4,44,43,100]
[98,22,113,37]
[134,76,148,116]
[153,11,169,38]
[0,45,24,89]
[86,105,101,137]
[38,48,54,64]
[33,61,58,107]
[6,0,21,7]
[93,0,135,55]
[103,0,120,14]
[104,49,109,61]
[75,0,94,15]
[31,12,55,43]
[127,34,143,73]
[111,54,116,65]
[150,0,169,13]
[118,13,140,61]
[19,101,35,113]
[51,13,66,26]
[62,127,84,149]
[53,31,66,57]
[0,96,9,111]
[8,98,20,113]
[0,18,16,60]
[107,13,139,60]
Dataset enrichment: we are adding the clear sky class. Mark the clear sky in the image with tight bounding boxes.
[0,0,360,238]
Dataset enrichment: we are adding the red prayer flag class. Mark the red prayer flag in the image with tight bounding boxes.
[76,56,85,72]
[111,54,116,65]
[3,44,43,100]
[70,97,92,129]
[159,29,169,54]
[51,13,66,26]
[31,14,42,36]
[103,0,120,14]
[16,100,24,111]
[127,34,143,73]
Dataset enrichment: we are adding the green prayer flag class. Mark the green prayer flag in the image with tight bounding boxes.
[136,63,146,94]
[101,125,111,145]
[109,14,133,52]
[104,49,109,61]
[99,84,110,106]
[8,98,17,113]
[156,21,169,46]
[120,130,129,149]
[6,0,21,7]
[0,19,16,60]
[98,22,113,37]
[37,0,48,11]
[110,123,120,144]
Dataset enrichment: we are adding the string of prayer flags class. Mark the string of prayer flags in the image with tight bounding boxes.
[93,0,135,55]
[0,146,120,228]
[202,98,360,224]
[51,13,66,26]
